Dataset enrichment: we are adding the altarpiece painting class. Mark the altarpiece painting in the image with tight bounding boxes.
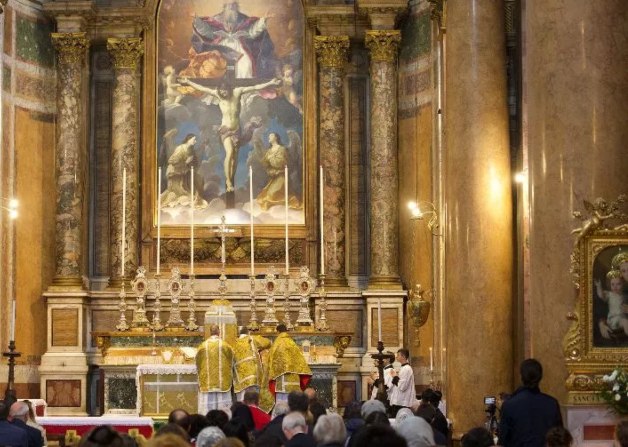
[156,0,305,226]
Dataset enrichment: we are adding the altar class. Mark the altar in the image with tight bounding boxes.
[93,330,350,415]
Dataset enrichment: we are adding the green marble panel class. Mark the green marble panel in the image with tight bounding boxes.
[15,15,54,67]
[400,11,431,62]
[107,378,137,410]
[109,335,204,348]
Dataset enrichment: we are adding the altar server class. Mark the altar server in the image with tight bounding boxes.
[196,324,235,413]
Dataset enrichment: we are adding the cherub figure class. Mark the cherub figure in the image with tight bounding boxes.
[596,270,628,339]
[162,65,183,106]
[572,195,628,246]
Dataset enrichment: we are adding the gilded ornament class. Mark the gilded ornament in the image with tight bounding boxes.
[333,335,351,357]
[52,32,88,66]
[365,30,401,63]
[107,38,144,70]
[571,194,627,247]
[314,36,350,69]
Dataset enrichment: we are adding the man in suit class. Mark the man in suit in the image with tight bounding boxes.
[0,400,28,447]
[282,411,315,447]
[9,401,44,447]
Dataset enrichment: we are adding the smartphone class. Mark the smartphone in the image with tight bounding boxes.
[484,396,496,405]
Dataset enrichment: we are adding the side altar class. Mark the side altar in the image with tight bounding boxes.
[92,329,351,415]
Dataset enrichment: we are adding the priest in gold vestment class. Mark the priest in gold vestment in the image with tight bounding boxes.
[233,328,274,412]
[267,324,312,403]
[196,324,235,413]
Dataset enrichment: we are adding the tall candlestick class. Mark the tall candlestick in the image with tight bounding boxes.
[250,166,255,277]
[377,298,382,342]
[285,165,289,275]
[121,168,126,278]
[157,167,162,275]
[429,346,434,371]
[10,299,16,341]
[319,166,325,275]
[190,166,194,276]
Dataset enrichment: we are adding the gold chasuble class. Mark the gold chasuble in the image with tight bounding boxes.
[196,336,234,392]
[268,333,312,395]
[233,335,272,392]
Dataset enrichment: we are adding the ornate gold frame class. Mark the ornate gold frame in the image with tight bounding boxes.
[140,0,318,274]
[564,195,628,405]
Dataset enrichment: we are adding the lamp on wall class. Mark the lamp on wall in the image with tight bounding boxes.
[1,198,18,219]
[408,201,439,233]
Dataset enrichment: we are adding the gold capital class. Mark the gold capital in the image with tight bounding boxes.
[314,36,350,69]
[107,38,144,70]
[52,32,88,66]
[365,30,401,63]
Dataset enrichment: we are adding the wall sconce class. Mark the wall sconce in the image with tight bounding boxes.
[1,198,18,219]
[408,201,439,233]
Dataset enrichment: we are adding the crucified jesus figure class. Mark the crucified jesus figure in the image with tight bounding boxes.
[179,77,282,192]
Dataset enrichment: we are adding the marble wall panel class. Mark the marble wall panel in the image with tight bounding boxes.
[325,309,363,347]
[370,307,399,347]
[3,7,12,55]
[46,379,81,407]
[15,15,54,67]
[52,309,79,346]
[14,69,55,104]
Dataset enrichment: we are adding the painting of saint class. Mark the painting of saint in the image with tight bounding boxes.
[592,245,628,348]
[157,0,304,226]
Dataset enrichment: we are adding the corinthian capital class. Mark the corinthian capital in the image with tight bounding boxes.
[314,36,350,69]
[365,30,401,63]
[52,32,88,66]
[107,38,144,70]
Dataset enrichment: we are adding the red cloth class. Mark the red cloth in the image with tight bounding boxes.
[269,375,311,396]
[43,423,153,439]
[249,405,271,431]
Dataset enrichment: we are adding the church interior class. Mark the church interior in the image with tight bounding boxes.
[0,0,627,444]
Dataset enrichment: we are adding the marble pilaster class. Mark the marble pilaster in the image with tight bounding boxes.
[365,30,402,289]
[444,0,513,435]
[50,32,88,289]
[314,35,350,287]
[106,38,143,287]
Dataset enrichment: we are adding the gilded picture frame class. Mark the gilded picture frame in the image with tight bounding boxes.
[564,195,628,405]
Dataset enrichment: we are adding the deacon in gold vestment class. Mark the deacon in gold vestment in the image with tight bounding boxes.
[267,324,312,403]
[233,328,273,411]
[196,325,235,413]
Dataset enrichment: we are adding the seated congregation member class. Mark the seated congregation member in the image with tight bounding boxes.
[348,424,407,447]
[396,416,435,447]
[360,399,386,420]
[231,402,255,433]
[147,433,190,447]
[196,325,235,413]
[223,418,251,447]
[207,409,230,431]
[254,392,309,447]
[189,414,210,442]
[461,427,494,447]
[23,400,47,446]
[282,412,316,447]
[545,426,573,447]
[267,324,312,403]
[424,389,448,438]
[243,390,271,431]
[154,423,191,443]
[499,359,562,447]
[313,413,346,447]
[9,401,44,447]
[342,401,364,441]
[615,420,628,447]
[196,426,226,447]
[80,425,123,447]
[0,400,28,447]
[308,400,327,428]
[168,408,191,432]
[389,349,416,417]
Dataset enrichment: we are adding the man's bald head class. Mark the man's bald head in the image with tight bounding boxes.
[9,401,29,421]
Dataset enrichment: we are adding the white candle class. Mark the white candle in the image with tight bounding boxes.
[320,166,325,276]
[10,299,16,341]
[377,298,382,342]
[221,219,226,265]
[157,167,162,275]
[121,168,126,278]
[285,165,289,275]
[429,347,434,371]
[250,166,255,277]
[190,167,194,276]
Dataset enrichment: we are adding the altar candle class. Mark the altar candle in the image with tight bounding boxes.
[320,166,325,276]
[285,165,289,275]
[121,168,126,278]
[250,166,255,277]
[10,299,15,341]
[429,346,434,371]
[157,167,161,275]
[190,166,194,276]
[221,220,226,264]
[377,298,382,342]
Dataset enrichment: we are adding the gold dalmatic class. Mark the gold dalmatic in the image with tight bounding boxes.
[196,337,234,392]
[268,333,312,394]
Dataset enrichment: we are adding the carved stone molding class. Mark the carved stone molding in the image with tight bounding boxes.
[306,6,367,37]
[364,30,401,63]
[314,36,350,69]
[52,32,88,66]
[107,38,144,70]
[427,0,446,33]
[0,0,8,15]
[357,1,407,29]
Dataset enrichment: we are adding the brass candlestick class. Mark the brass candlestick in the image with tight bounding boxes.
[261,266,279,331]
[185,275,199,331]
[151,274,164,331]
[3,340,21,405]
[116,282,130,331]
[247,275,260,331]
[315,274,330,332]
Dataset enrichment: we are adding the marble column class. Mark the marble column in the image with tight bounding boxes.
[107,38,143,287]
[365,30,402,289]
[314,35,349,287]
[444,0,513,434]
[523,0,627,403]
[51,32,88,288]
